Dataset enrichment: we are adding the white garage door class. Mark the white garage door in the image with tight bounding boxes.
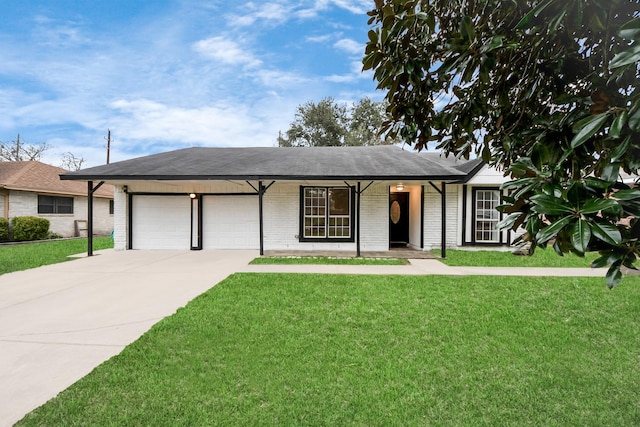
[132,196,191,250]
[202,196,259,249]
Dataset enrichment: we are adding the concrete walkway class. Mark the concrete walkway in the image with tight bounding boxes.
[242,258,607,277]
[0,250,606,425]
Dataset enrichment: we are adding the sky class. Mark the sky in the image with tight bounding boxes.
[0,0,383,168]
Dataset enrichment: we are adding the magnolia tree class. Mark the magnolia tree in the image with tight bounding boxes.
[364,0,640,287]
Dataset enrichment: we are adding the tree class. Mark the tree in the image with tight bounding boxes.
[0,134,50,161]
[60,152,85,171]
[278,98,348,147]
[346,97,395,146]
[278,97,400,147]
[363,0,640,287]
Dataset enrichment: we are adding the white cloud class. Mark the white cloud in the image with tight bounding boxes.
[306,34,333,43]
[193,36,262,68]
[297,0,371,18]
[334,38,363,55]
[227,2,291,27]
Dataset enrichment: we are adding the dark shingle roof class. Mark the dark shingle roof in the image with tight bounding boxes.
[61,146,483,182]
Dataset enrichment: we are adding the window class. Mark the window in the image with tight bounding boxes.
[109,200,114,215]
[474,189,500,243]
[38,195,74,214]
[301,187,354,241]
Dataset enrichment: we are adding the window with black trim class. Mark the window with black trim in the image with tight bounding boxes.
[38,195,74,214]
[300,186,354,242]
[109,200,114,215]
[473,189,500,243]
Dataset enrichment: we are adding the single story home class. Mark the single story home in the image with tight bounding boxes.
[0,161,114,238]
[61,146,515,255]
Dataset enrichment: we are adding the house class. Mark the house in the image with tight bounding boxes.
[60,146,513,255]
[0,161,114,238]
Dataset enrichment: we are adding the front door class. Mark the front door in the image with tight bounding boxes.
[389,192,409,247]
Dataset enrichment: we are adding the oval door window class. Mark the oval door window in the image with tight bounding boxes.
[390,200,401,224]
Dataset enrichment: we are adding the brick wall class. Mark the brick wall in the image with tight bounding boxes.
[7,190,113,238]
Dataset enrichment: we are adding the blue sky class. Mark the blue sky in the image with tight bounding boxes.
[0,0,381,167]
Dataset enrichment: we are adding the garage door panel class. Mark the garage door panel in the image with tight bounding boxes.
[132,196,191,250]
[203,196,259,249]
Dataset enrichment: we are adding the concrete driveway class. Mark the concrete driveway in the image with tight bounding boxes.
[0,249,258,426]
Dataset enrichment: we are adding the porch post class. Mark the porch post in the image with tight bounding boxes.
[420,185,425,249]
[356,181,361,257]
[441,181,447,258]
[258,181,264,256]
[87,180,94,256]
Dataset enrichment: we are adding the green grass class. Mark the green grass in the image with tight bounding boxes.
[0,237,113,275]
[435,248,601,268]
[18,273,640,426]
[250,256,409,265]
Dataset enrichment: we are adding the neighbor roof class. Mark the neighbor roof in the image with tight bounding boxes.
[0,161,114,198]
[61,146,485,182]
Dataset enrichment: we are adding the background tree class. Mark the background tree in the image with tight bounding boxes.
[60,152,86,171]
[278,98,348,147]
[278,97,400,147]
[0,134,50,161]
[364,0,640,287]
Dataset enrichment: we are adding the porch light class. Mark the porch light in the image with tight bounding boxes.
[396,184,404,191]
[189,193,197,199]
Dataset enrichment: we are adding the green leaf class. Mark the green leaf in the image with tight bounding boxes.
[610,44,640,69]
[482,35,503,53]
[615,189,640,201]
[628,101,640,132]
[601,162,620,183]
[530,194,574,215]
[590,222,622,246]
[591,252,621,269]
[580,198,618,214]
[610,136,631,162]
[609,110,628,139]
[571,219,591,254]
[497,212,522,230]
[460,16,475,41]
[571,113,609,148]
[606,262,623,288]
[618,17,640,39]
[536,216,574,244]
[516,0,553,29]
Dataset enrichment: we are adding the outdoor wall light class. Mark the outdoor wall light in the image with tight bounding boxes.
[396,184,404,191]
[189,193,197,199]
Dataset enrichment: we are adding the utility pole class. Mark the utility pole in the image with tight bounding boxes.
[105,129,111,164]
[15,133,20,160]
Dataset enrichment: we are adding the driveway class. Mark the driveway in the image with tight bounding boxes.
[0,249,258,426]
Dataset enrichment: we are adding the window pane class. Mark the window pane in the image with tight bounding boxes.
[38,195,55,214]
[56,197,74,214]
[329,188,349,215]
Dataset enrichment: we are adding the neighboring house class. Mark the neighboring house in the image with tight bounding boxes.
[61,146,513,254]
[0,161,114,238]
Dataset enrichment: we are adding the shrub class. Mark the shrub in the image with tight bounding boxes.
[0,218,8,242]
[11,216,50,241]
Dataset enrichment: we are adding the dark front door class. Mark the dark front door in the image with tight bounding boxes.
[389,192,409,247]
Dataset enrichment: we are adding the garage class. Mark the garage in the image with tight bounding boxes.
[202,195,259,249]
[131,196,191,250]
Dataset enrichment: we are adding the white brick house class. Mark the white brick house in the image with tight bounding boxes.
[61,146,511,254]
[0,161,114,238]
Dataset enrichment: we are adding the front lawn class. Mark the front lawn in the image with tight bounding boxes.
[0,237,113,275]
[18,273,640,426]
[435,248,600,268]
[250,256,408,265]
